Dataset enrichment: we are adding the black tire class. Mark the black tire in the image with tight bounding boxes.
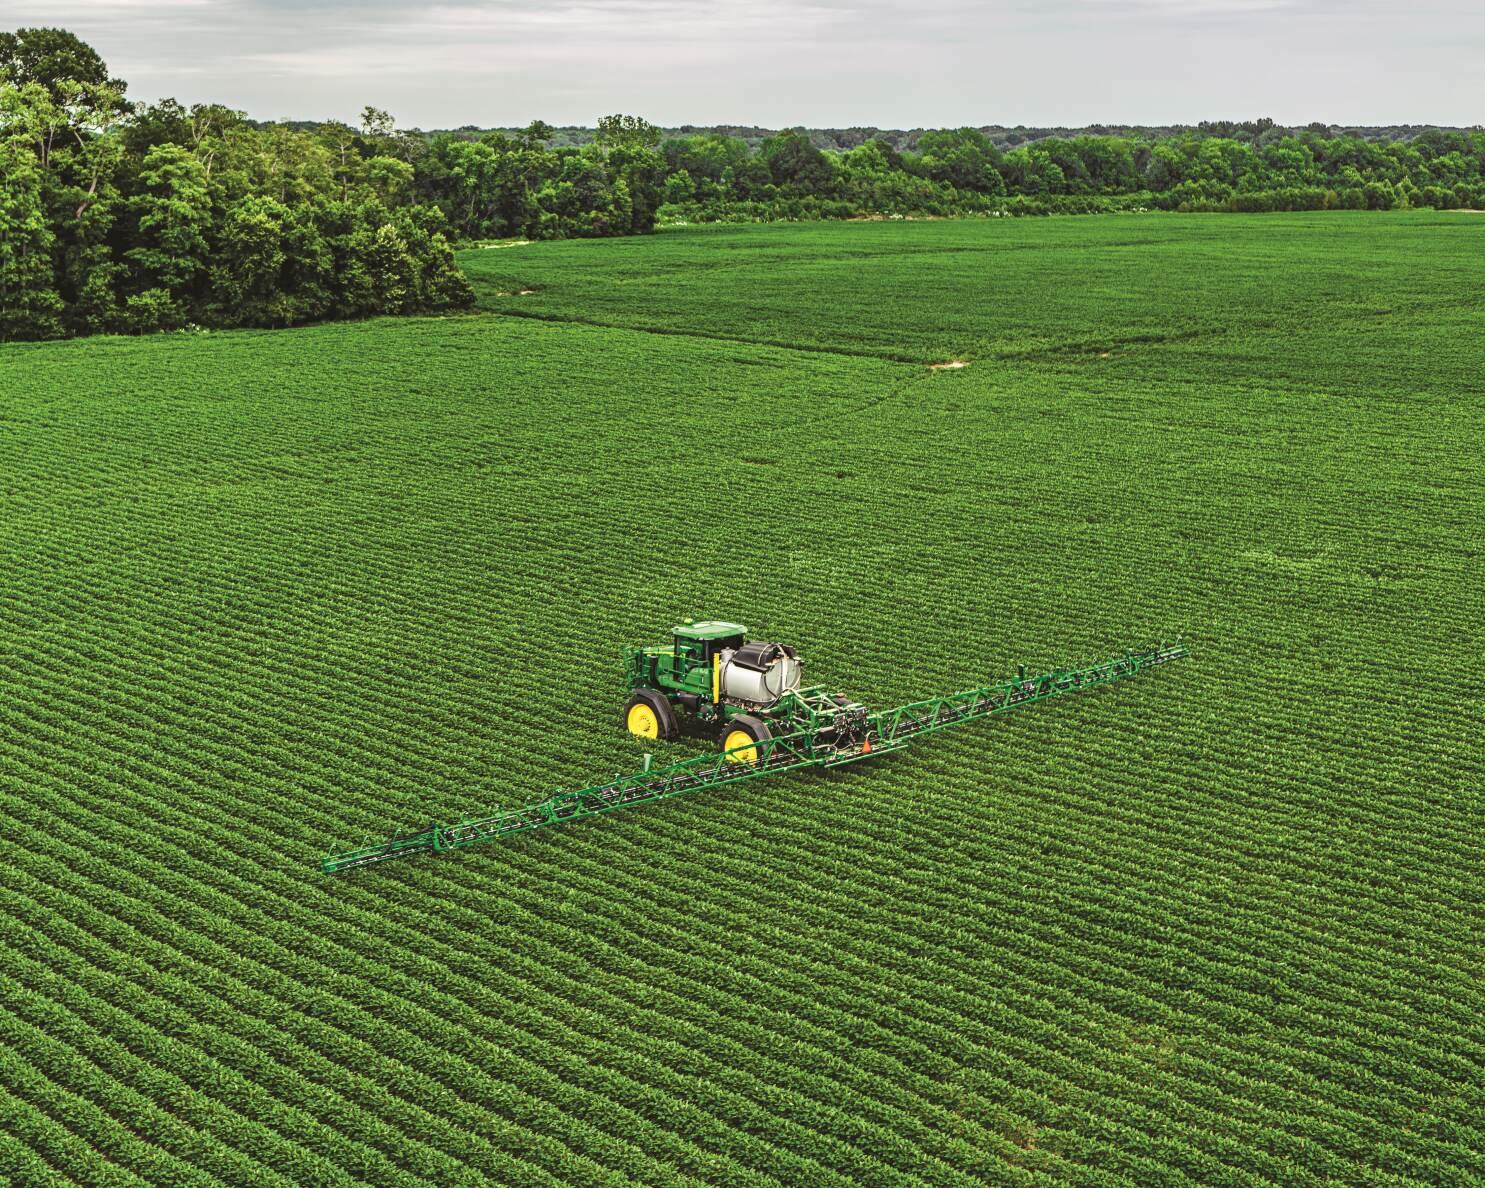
[622,689,678,741]
[718,713,772,763]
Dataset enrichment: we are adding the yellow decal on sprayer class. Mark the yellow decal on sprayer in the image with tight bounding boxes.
[712,654,720,703]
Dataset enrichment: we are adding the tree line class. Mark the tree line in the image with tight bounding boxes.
[5,27,1484,343]
[653,123,1485,224]
[430,115,1485,231]
[0,28,678,341]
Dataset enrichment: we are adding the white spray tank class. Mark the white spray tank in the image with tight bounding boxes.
[716,640,802,707]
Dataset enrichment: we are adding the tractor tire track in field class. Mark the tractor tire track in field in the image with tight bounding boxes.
[483,304,936,365]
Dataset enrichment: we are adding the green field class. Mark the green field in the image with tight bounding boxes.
[2,212,1482,1186]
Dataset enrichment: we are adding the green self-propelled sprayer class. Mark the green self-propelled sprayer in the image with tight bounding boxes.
[322,621,1188,873]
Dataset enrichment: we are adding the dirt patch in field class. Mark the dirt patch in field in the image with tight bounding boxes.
[493,289,539,296]
[481,239,533,248]
[928,360,968,370]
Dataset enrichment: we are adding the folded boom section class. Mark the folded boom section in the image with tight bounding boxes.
[322,641,1186,873]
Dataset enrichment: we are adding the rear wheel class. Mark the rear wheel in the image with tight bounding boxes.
[623,690,677,741]
[719,714,772,765]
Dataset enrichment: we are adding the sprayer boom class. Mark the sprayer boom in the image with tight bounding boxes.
[322,640,1187,873]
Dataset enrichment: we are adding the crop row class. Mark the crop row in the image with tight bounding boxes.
[5,692,1479,1182]
[3,246,1482,1188]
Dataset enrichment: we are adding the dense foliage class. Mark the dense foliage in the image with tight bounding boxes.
[470,117,1485,225]
[0,27,481,341]
[2,213,1482,1184]
[413,117,1485,233]
[652,122,1485,224]
[495,118,1478,154]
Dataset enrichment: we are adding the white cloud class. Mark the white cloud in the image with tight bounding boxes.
[9,0,1483,127]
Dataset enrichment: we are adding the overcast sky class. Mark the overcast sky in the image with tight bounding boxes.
[11,0,1484,129]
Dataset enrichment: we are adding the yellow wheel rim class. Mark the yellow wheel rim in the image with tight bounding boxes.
[723,728,758,765]
[626,703,659,739]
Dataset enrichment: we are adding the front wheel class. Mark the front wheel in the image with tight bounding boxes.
[623,690,677,741]
[719,714,772,765]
